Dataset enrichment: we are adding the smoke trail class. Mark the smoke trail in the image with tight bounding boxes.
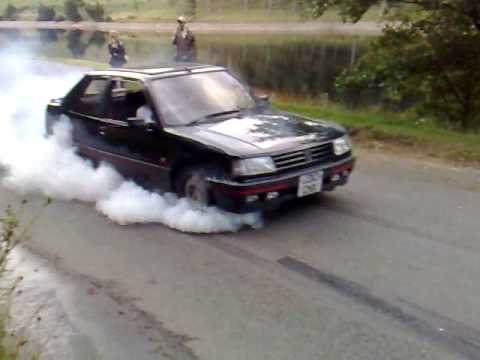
[0,48,262,233]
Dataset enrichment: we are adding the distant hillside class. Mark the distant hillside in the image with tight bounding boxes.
[0,0,383,22]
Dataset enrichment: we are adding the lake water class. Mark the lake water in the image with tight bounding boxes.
[0,28,371,103]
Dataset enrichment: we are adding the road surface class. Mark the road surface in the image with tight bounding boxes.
[2,150,480,360]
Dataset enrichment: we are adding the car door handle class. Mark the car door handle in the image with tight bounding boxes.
[99,125,107,136]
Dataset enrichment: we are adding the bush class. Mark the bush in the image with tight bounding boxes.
[54,15,66,22]
[85,2,105,22]
[304,0,480,131]
[179,0,196,18]
[37,4,56,21]
[64,0,83,22]
[3,4,19,21]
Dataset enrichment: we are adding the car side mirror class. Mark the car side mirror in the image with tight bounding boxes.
[256,94,270,108]
[128,117,151,129]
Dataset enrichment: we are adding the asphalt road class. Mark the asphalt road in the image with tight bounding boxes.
[2,150,480,360]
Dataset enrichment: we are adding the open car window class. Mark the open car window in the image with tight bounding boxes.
[69,77,110,118]
[84,79,109,96]
[111,78,144,99]
[109,79,153,123]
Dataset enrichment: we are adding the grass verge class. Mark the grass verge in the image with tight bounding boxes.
[0,201,51,360]
[39,56,109,70]
[277,101,480,169]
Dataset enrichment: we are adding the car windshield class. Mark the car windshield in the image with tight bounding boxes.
[150,71,256,126]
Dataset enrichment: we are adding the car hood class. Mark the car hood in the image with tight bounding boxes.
[165,112,345,157]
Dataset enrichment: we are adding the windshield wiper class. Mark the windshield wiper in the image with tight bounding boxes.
[187,109,243,126]
[204,109,242,119]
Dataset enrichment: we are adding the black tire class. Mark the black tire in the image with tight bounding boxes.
[175,167,212,207]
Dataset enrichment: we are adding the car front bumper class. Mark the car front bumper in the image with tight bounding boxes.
[208,156,356,213]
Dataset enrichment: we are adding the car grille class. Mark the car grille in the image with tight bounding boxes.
[272,142,335,172]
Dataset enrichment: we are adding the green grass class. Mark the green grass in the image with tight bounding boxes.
[277,102,480,167]
[0,203,49,360]
[0,326,38,359]
[0,326,8,360]
[0,345,9,359]
[40,56,109,69]
[1,0,384,22]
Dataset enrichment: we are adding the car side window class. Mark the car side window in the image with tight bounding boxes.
[70,78,109,118]
[109,79,154,124]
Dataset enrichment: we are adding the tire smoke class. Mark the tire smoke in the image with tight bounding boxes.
[0,49,262,233]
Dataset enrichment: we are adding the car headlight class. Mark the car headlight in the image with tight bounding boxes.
[333,135,352,156]
[232,157,276,177]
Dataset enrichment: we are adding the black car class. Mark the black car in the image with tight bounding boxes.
[46,64,355,213]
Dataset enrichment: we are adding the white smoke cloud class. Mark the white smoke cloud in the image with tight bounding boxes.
[97,182,261,232]
[0,47,262,233]
[1,120,123,202]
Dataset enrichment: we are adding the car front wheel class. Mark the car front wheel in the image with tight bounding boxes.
[176,167,211,207]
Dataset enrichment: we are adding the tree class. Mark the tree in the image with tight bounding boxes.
[85,2,105,22]
[183,0,197,18]
[64,0,83,22]
[301,0,480,130]
[37,4,56,21]
[243,0,249,14]
[3,4,19,21]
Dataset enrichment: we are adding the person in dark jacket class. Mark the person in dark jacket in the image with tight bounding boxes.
[172,16,196,62]
[108,31,127,68]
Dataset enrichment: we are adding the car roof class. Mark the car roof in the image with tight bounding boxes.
[87,63,226,81]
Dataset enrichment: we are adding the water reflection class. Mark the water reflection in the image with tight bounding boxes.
[89,31,107,48]
[67,30,85,58]
[0,29,369,103]
[38,29,59,43]
[66,30,107,58]
[208,38,363,101]
[241,115,329,143]
[2,28,20,41]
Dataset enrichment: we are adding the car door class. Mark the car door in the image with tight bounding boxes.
[64,76,112,160]
[100,78,171,188]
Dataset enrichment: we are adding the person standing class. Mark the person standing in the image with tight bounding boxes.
[172,16,196,62]
[108,30,127,68]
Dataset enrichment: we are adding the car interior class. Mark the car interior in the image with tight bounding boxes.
[110,79,151,122]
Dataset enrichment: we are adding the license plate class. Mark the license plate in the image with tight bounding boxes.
[297,171,324,197]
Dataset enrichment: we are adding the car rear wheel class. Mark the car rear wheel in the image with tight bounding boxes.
[176,167,211,207]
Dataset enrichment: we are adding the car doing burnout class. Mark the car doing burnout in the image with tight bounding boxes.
[45,64,355,213]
